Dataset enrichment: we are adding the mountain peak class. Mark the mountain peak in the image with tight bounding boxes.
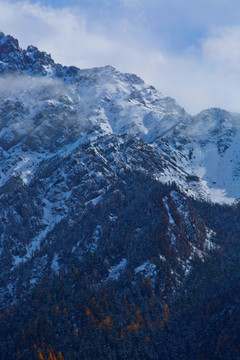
[0,31,55,75]
[0,32,20,55]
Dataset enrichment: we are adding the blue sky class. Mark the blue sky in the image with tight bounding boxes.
[1,0,240,113]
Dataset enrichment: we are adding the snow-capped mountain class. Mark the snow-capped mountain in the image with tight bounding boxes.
[1,32,240,207]
[0,32,222,301]
[1,31,240,360]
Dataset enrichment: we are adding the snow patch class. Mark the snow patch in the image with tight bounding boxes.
[109,214,118,222]
[159,254,166,262]
[163,197,175,225]
[107,258,127,280]
[85,193,104,206]
[204,228,218,251]
[51,253,60,275]
[87,225,102,253]
[135,261,157,278]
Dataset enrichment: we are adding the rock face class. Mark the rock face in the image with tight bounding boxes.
[0,31,236,297]
[0,32,240,360]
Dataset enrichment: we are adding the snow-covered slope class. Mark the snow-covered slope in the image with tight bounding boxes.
[2,32,240,205]
[157,108,240,203]
[0,32,187,141]
[2,33,240,360]
[0,32,191,193]
[0,31,239,308]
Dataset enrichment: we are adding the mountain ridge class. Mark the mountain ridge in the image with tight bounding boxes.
[1,32,240,205]
[0,31,240,360]
[0,31,221,297]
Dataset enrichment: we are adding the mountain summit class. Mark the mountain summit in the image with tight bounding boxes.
[0,32,239,204]
[0,31,56,74]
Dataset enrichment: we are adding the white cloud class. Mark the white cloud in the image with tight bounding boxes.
[0,1,240,114]
[202,26,240,70]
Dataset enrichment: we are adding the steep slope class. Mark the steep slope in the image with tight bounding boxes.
[0,31,187,140]
[0,32,206,292]
[2,31,240,206]
[0,32,234,295]
[0,32,240,359]
[154,108,240,203]
[1,190,239,360]
[0,174,230,360]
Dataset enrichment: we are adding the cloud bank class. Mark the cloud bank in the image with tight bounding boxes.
[0,0,240,114]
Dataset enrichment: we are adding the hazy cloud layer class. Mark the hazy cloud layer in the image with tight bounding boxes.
[0,75,64,98]
[1,0,240,113]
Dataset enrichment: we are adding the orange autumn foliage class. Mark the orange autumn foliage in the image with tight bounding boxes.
[99,316,111,329]
[161,303,170,329]
[126,323,140,332]
[85,307,91,316]
[47,351,57,360]
[103,316,111,328]
[136,309,143,323]
[57,352,64,360]
[163,303,170,318]
[120,329,125,340]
